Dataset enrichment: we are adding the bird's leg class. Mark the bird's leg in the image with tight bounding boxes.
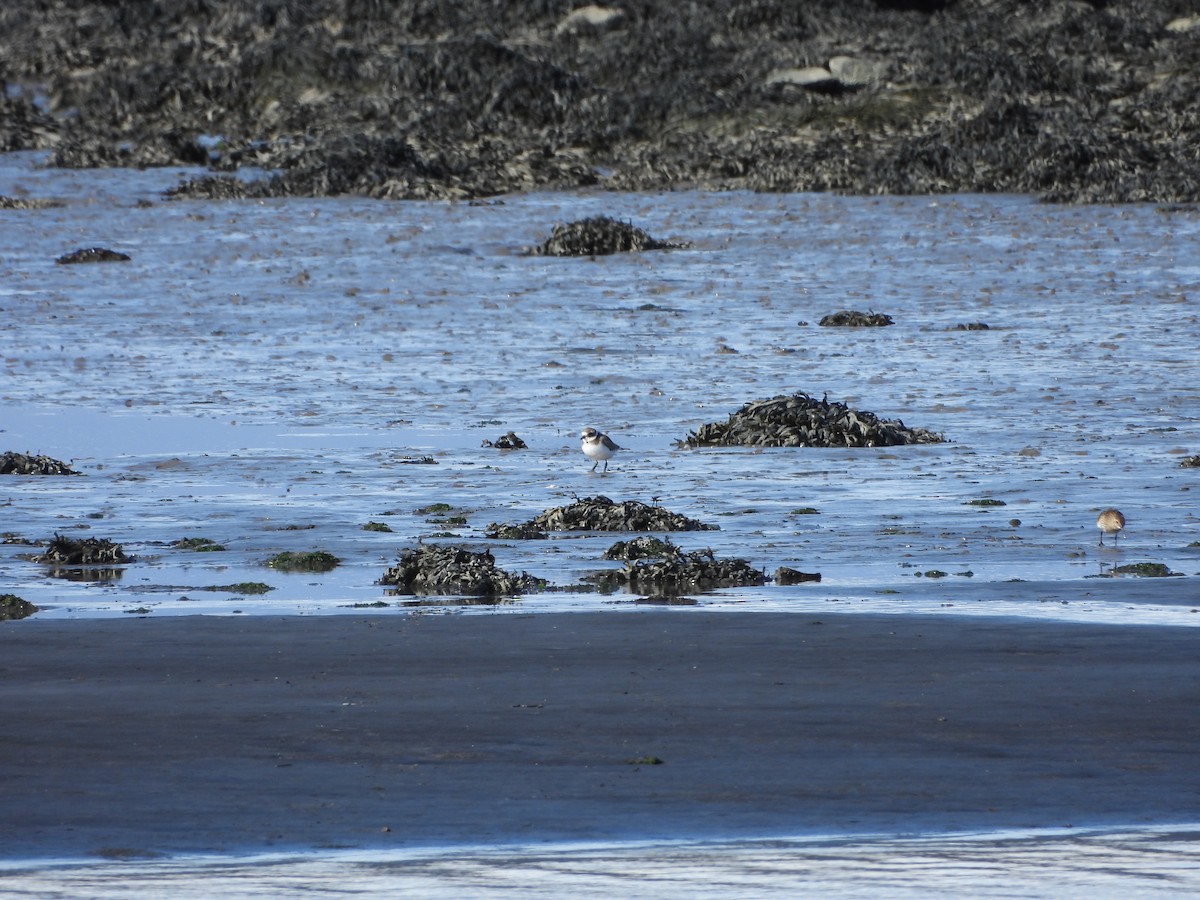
[591,461,598,472]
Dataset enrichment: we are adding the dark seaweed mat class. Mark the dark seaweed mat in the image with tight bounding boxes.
[55,247,131,264]
[1,451,80,475]
[677,392,945,448]
[597,538,766,594]
[3,2,1198,204]
[36,535,132,565]
[527,216,689,256]
[0,594,38,620]
[489,496,718,536]
[819,310,894,326]
[380,544,543,596]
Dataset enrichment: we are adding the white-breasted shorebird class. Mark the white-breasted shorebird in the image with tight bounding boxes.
[580,426,620,472]
[1096,508,1125,546]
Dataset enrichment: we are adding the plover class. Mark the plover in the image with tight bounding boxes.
[1096,508,1125,546]
[580,426,620,473]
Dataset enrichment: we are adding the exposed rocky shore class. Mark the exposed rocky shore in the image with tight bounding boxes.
[3,1,1197,203]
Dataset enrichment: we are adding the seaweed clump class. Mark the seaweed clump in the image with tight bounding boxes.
[819,310,894,326]
[488,496,717,536]
[36,534,132,565]
[528,216,688,256]
[265,550,340,572]
[0,594,38,620]
[380,544,543,596]
[1,451,80,475]
[481,431,527,449]
[55,247,131,264]
[678,392,944,448]
[594,536,765,594]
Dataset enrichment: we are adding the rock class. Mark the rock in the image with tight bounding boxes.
[379,544,543,595]
[556,5,624,36]
[55,247,131,264]
[765,66,842,92]
[676,392,945,448]
[0,451,80,475]
[828,56,883,89]
[1166,16,1200,33]
[488,496,717,535]
[768,57,882,93]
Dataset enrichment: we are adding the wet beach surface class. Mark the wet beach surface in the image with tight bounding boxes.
[2,154,1200,893]
[1,153,1198,621]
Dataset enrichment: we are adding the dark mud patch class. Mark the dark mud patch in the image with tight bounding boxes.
[489,496,717,536]
[677,392,945,448]
[55,247,131,264]
[526,216,689,257]
[380,544,543,596]
[0,594,39,620]
[1,451,80,475]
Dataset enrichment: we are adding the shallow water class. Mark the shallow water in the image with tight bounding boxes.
[2,151,1197,622]
[3,827,1200,899]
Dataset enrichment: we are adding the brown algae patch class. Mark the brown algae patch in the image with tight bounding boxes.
[265,551,340,573]
[676,392,944,448]
[488,496,717,537]
[0,594,39,620]
[380,544,544,596]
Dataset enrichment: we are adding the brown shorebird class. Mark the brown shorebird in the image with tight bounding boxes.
[1096,508,1126,546]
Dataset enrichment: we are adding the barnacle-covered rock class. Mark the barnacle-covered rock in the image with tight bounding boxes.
[819,310,894,327]
[527,216,688,256]
[1,451,80,475]
[380,544,543,596]
[488,496,716,536]
[677,392,944,449]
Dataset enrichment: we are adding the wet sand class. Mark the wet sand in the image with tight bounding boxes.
[2,611,1198,860]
